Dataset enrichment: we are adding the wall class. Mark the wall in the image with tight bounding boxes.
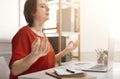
[79,0,120,62]
[109,0,120,62]
[80,0,109,53]
[1,0,120,62]
[0,0,19,65]
[0,0,19,56]
[0,0,19,42]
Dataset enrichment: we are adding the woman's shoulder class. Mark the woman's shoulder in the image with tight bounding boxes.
[19,26,30,32]
[16,26,32,35]
[12,26,30,40]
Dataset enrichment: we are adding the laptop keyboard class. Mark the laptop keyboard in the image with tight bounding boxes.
[89,65,107,70]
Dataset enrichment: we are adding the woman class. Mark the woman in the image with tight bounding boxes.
[9,0,78,79]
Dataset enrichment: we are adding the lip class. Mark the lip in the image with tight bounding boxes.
[46,13,49,15]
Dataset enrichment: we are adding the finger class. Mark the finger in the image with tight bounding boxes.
[34,43,40,53]
[67,41,73,46]
[43,41,50,55]
[68,41,74,48]
[39,38,46,52]
[37,38,41,45]
[73,40,78,46]
[67,41,78,50]
[32,37,38,48]
[44,40,50,53]
[33,38,41,52]
[34,38,40,47]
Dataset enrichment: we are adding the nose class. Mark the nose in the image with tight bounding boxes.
[46,6,49,11]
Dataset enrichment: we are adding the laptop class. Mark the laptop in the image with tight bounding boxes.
[75,38,114,72]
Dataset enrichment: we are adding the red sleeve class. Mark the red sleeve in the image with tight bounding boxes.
[9,29,31,68]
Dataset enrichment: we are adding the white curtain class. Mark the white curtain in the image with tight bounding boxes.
[109,0,120,51]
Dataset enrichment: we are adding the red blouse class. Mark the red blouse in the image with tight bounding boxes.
[9,26,55,79]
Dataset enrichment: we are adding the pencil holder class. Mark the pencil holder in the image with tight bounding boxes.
[96,49,108,65]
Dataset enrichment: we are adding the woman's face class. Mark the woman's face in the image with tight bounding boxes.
[33,0,49,22]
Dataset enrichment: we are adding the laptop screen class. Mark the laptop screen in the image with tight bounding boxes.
[108,37,114,69]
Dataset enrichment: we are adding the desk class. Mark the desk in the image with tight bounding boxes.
[18,61,120,79]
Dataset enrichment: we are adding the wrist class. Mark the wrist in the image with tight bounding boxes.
[62,48,70,54]
[30,52,41,58]
[64,48,71,53]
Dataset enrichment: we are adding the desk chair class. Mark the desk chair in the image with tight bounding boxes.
[0,56,10,79]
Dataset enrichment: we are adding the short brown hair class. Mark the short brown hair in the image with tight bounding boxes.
[24,0,37,27]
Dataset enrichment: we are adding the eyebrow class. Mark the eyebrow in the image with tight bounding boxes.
[38,3,47,5]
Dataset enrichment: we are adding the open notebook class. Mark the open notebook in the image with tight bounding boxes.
[46,68,96,79]
[55,68,85,77]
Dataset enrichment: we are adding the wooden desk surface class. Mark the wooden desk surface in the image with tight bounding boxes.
[18,61,120,79]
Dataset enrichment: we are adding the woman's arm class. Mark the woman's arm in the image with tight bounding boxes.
[55,49,68,62]
[55,41,78,61]
[11,38,50,75]
[11,52,40,76]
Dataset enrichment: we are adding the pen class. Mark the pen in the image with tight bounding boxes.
[66,69,75,73]
[45,72,62,79]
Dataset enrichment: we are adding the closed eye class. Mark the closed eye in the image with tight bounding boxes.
[39,3,48,8]
[40,5,46,8]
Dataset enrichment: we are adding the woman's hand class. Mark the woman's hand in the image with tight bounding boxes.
[55,40,78,61]
[65,40,78,52]
[31,37,50,57]
[11,37,50,75]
